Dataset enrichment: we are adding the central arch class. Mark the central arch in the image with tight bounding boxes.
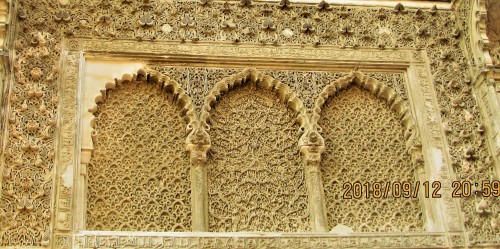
[202,69,311,232]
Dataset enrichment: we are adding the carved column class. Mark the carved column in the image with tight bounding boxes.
[299,127,328,232]
[185,121,211,232]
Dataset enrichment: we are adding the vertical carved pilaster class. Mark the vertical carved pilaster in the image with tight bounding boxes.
[74,149,92,230]
[299,126,328,232]
[186,121,211,232]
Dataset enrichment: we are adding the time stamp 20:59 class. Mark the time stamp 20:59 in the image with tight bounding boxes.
[342,181,500,199]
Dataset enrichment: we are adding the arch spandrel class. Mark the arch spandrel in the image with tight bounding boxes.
[83,68,196,232]
[203,68,311,232]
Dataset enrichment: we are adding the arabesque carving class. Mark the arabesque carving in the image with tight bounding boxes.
[316,72,424,232]
[86,69,196,232]
[204,69,311,232]
[457,0,500,243]
[201,68,308,128]
[313,71,422,162]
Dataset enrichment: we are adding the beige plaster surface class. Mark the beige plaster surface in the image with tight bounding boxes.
[81,59,144,150]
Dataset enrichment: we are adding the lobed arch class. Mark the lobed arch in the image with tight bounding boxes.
[86,68,198,149]
[314,69,426,232]
[312,70,423,164]
[200,68,309,131]
[77,68,199,231]
[201,68,313,232]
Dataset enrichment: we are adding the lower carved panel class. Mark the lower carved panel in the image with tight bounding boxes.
[320,86,424,232]
[207,84,310,232]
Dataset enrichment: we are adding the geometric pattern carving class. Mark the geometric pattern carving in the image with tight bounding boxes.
[320,86,424,232]
[207,82,310,232]
[86,80,191,231]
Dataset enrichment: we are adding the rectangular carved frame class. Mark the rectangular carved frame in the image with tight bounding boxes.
[52,38,466,249]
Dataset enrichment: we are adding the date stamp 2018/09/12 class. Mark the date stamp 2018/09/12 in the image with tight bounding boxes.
[342,181,500,199]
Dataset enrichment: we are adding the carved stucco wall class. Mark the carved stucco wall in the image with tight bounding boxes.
[319,86,424,233]
[457,0,500,245]
[206,83,310,232]
[86,80,192,232]
[0,0,499,248]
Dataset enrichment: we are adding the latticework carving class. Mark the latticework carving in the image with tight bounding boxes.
[206,78,310,232]
[320,86,424,232]
[86,79,192,231]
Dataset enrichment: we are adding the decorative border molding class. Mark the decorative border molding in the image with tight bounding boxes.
[54,52,80,233]
[68,232,452,249]
[65,39,416,65]
[49,38,466,248]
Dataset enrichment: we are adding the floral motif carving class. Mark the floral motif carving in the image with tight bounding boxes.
[205,70,310,232]
[454,0,499,243]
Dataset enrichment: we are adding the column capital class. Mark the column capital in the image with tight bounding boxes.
[299,128,325,165]
[186,120,211,166]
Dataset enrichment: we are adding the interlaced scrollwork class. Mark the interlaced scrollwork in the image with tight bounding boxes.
[319,86,424,232]
[86,80,191,231]
[206,81,310,232]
